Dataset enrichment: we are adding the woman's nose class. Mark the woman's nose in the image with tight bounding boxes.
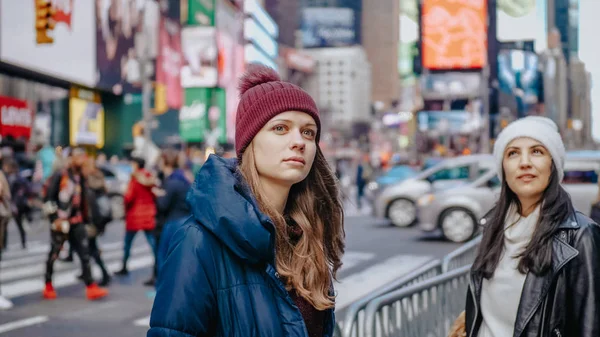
[290,131,306,151]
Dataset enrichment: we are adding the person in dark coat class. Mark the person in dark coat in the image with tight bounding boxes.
[148,64,345,337]
[146,148,190,286]
[2,158,28,250]
[466,117,600,337]
[84,167,112,286]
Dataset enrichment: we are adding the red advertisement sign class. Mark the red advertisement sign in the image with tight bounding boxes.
[421,0,487,70]
[156,16,183,110]
[0,96,34,139]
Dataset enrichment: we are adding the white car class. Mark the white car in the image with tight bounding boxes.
[417,154,600,242]
[372,154,495,227]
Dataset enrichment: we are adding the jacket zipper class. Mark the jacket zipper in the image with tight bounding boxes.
[554,328,562,337]
[267,266,312,337]
[468,275,479,337]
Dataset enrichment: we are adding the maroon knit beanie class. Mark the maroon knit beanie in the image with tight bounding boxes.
[235,64,320,160]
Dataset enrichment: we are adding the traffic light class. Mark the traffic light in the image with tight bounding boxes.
[35,0,56,44]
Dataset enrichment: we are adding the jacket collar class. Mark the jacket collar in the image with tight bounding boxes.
[471,210,581,337]
[513,210,580,337]
[557,211,580,229]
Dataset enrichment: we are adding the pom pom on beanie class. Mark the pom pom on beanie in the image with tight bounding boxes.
[238,63,281,96]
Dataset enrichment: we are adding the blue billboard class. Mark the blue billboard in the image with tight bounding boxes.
[301,7,357,48]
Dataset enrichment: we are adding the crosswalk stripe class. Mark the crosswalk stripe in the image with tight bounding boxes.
[1,241,124,260]
[4,240,43,252]
[1,254,154,299]
[134,315,151,327]
[334,254,432,309]
[0,316,49,334]
[133,253,432,328]
[341,251,376,271]
[0,241,129,269]
[0,245,150,283]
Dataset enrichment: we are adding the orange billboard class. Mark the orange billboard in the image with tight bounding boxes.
[421,0,488,70]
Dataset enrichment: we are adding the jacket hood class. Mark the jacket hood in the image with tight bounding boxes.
[186,155,275,265]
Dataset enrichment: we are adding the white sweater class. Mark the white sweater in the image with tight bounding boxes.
[478,205,539,337]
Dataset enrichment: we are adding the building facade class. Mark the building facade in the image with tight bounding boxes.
[361,0,400,108]
[302,46,371,131]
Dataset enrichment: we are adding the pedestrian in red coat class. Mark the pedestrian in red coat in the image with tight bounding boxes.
[116,157,157,277]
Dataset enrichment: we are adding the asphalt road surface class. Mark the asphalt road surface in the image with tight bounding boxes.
[0,206,461,337]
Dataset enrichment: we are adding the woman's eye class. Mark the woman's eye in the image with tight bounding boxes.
[507,151,517,157]
[533,149,543,155]
[303,129,316,137]
[273,125,286,133]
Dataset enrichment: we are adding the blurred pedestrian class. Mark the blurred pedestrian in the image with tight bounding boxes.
[0,169,13,309]
[152,148,191,285]
[34,143,56,182]
[148,64,345,337]
[467,117,600,336]
[355,154,372,210]
[2,158,28,250]
[42,147,109,300]
[116,157,157,277]
[84,164,112,286]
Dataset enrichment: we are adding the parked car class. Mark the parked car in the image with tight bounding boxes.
[98,164,132,220]
[417,155,600,242]
[372,154,495,227]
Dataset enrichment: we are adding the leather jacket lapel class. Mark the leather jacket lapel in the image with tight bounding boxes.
[512,231,579,337]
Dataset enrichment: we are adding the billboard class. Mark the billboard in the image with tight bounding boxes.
[0,96,34,139]
[399,0,419,82]
[96,0,160,94]
[301,7,357,48]
[156,16,183,109]
[0,0,96,86]
[497,0,547,52]
[216,0,244,142]
[180,87,226,144]
[497,45,542,119]
[181,26,218,88]
[69,97,104,148]
[186,0,215,25]
[420,0,487,70]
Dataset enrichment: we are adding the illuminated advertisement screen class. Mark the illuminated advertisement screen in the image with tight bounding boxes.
[70,98,105,148]
[421,0,487,70]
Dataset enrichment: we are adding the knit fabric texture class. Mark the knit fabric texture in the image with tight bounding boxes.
[235,64,320,160]
[493,116,565,182]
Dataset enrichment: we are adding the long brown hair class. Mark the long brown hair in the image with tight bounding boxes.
[239,144,345,310]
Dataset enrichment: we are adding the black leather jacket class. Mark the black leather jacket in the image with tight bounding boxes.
[465,211,600,337]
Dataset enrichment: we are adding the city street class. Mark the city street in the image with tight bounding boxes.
[0,206,461,337]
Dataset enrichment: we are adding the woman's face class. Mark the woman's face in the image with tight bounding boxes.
[251,111,318,187]
[502,137,553,203]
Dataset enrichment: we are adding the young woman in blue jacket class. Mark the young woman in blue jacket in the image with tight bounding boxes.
[148,64,345,337]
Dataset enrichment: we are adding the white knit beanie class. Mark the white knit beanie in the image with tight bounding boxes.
[493,116,565,182]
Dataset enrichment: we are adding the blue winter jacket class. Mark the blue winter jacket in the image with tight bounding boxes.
[147,155,336,337]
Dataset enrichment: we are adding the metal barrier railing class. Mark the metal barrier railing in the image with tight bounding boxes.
[363,265,471,337]
[340,235,481,337]
[340,259,443,337]
[441,235,481,273]
[334,322,342,337]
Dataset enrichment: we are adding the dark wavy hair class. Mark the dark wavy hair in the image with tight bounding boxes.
[472,162,574,278]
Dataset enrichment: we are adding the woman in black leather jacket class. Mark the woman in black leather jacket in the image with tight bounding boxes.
[465,116,600,337]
